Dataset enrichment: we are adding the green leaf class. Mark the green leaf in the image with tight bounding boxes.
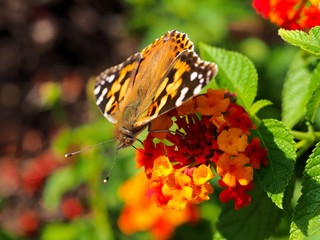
[42,223,79,240]
[43,166,79,209]
[306,87,320,124]
[255,119,296,208]
[290,142,320,239]
[282,53,313,129]
[250,99,273,116]
[200,43,258,110]
[279,27,320,56]
[216,185,282,240]
[41,220,99,240]
[306,63,320,124]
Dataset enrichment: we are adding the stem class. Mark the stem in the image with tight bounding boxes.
[291,130,311,140]
[292,123,320,158]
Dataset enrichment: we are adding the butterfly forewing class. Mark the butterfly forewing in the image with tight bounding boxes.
[134,50,218,127]
[94,53,142,124]
[131,31,194,97]
[122,31,196,126]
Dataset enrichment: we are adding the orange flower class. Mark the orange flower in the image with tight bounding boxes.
[210,114,227,131]
[176,98,196,115]
[150,114,173,140]
[162,172,193,210]
[192,164,214,185]
[195,89,230,116]
[192,183,214,203]
[136,88,268,211]
[216,153,253,187]
[217,128,248,155]
[118,171,199,240]
[149,162,215,211]
[152,156,174,178]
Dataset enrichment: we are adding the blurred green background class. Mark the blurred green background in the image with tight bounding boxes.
[0,0,297,239]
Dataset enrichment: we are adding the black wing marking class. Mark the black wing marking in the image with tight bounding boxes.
[94,53,142,124]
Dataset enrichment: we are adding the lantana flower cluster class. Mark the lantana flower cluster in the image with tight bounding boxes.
[135,89,268,211]
[252,0,320,30]
[118,171,198,240]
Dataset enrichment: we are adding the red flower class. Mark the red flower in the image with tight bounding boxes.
[18,210,39,236]
[135,89,268,211]
[252,0,320,30]
[244,137,269,169]
[252,0,271,18]
[299,5,320,29]
[61,197,84,220]
[22,150,60,194]
[219,180,254,210]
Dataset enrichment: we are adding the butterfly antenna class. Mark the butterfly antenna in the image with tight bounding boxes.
[103,148,119,183]
[65,138,117,158]
[132,144,152,156]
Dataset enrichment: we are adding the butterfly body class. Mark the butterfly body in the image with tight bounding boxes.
[95,30,218,149]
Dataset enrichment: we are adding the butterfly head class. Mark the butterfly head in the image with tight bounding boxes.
[116,127,136,150]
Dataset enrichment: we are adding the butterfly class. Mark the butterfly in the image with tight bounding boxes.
[94,30,218,150]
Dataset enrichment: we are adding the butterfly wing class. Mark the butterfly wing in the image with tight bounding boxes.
[134,50,218,127]
[94,53,142,124]
[116,30,195,128]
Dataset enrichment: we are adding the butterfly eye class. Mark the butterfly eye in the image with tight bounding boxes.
[116,135,135,150]
[124,136,134,145]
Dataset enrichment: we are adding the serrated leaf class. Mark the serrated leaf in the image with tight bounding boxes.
[290,142,320,239]
[200,43,258,111]
[216,185,282,240]
[306,63,320,123]
[250,99,273,116]
[282,53,313,129]
[255,119,296,208]
[279,27,320,56]
[306,87,320,124]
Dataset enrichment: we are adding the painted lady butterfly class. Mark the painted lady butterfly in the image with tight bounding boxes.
[94,30,218,149]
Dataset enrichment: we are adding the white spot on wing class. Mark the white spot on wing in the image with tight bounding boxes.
[101,88,108,97]
[96,96,103,105]
[193,84,202,95]
[94,85,101,95]
[190,72,198,81]
[96,88,108,105]
[107,74,115,83]
[175,87,189,106]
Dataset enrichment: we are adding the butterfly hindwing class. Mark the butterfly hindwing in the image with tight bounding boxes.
[94,53,142,124]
